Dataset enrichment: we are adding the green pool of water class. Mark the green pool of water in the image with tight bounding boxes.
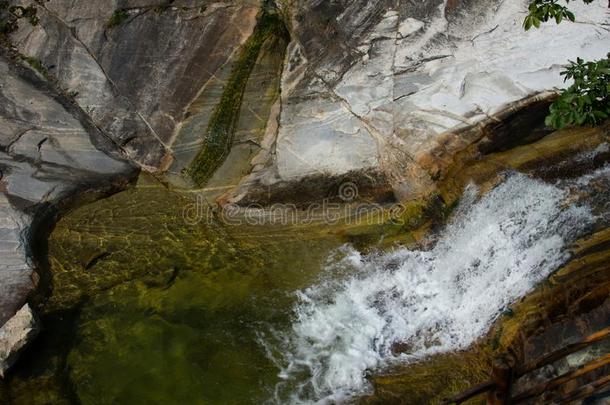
[3,175,354,404]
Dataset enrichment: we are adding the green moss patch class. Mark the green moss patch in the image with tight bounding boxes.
[23,55,47,75]
[187,10,290,187]
[106,9,129,28]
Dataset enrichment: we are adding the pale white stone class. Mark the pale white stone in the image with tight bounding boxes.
[0,304,39,378]
[394,0,610,137]
[398,18,425,38]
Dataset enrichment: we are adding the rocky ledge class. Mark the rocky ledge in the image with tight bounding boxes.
[0,52,136,376]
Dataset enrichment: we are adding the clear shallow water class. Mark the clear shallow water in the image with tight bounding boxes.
[5,179,346,405]
[4,166,604,404]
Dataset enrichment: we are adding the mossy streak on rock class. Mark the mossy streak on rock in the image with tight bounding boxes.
[22,55,47,75]
[187,10,290,187]
[106,9,129,28]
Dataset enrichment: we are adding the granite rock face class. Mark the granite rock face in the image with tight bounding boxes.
[233,0,610,202]
[0,54,135,369]
[10,0,260,170]
[0,55,133,328]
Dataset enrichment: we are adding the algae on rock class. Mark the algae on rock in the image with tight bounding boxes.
[187,10,290,187]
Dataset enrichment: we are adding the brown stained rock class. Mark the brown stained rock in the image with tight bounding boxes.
[234,169,396,208]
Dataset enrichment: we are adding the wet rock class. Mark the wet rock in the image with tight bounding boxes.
[366,125,610,404]
[234,168,395,207]
[0,53,132,320]
[0,197,34,328]
[0,304,39,378]
[0,52,135,374]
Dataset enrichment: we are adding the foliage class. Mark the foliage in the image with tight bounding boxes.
[524,0,609,129]
[523,0,594,30]
[106,9,129,28]
[0,1,39,36]
[545,55,610,128]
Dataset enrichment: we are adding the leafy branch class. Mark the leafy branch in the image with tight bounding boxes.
[523,0,594,30]
[524,0,609,129]
[546,56,610,128]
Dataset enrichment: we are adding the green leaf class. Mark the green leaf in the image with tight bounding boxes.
[555,12,563,24]
[533,17,541,28]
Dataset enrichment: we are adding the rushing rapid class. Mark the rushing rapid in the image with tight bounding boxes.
[271,173,594,403]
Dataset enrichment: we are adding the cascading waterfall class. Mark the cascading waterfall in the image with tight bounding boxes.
[270,172,595,404]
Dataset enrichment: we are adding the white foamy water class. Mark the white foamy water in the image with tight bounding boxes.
[272,173,593,403]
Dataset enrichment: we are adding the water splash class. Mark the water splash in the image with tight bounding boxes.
[273,173,593,403]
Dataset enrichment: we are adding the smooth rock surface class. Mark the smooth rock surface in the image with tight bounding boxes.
[0,55,134,329]
[0,197,33,328]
